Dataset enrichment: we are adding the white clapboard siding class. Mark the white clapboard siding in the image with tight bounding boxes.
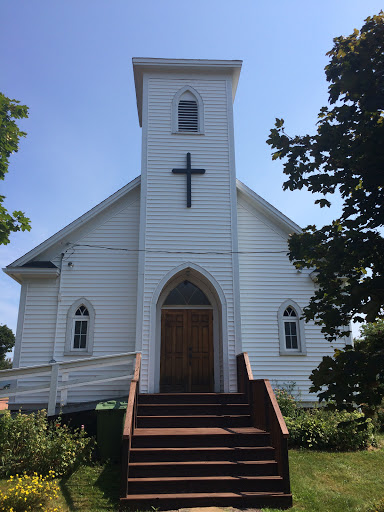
[237,191,345,402]
[139,76,238,392]
[15,190,140,404]
[15,279,60,403]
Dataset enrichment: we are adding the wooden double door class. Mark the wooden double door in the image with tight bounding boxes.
[160,309,214,393]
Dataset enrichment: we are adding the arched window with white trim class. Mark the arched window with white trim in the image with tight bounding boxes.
[278,300,307,355]
[172,86,204,134]
[65,298,95,355]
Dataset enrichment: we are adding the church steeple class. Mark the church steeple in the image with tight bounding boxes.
[132,58,243,393]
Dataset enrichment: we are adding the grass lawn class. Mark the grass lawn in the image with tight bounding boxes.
[1,438,383,511]
[264,439,384,512]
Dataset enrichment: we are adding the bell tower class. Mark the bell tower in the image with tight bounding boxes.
[133,58,243,393]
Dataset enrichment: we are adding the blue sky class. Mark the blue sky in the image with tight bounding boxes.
[1,0,382,336]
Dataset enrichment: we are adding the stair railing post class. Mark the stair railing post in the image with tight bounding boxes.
[48,363,59,417]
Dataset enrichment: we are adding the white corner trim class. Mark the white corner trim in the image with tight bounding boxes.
[12,283,28,369]
[135,74,149,354]
[226,78,242,356]
[278,299,307,356]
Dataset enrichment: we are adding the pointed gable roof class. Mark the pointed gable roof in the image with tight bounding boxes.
[5,176,141,270]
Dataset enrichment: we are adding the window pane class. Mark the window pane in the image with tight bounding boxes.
[163,281,210,306]
[284,306,297,317]
[74,320,87,349]
[285,321,298,349]
[80,321,88,335]
[79,334,87,349]
[74,334,80,349]
[75,305,89,316]
[75,321,81,334]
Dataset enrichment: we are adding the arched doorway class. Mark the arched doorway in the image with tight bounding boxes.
[160,281,214,392]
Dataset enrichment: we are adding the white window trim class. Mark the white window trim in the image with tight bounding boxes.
[171,85,205,134]
[65,298,95,356]
[278,299,307,356]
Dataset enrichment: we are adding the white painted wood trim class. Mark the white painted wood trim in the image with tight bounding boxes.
[64,298,96,356]
[3,267,60,284]
[1,352,139,412]
[13,283,28,369]
[226,77,242,358]
[48,363,59,415]
[10,282,28,405]
[278,299,307,355]
[52,253,64,361]
[135,73,149,353]
[171,85,205,134]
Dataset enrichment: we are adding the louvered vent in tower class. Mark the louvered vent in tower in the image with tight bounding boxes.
[178,100,198,132]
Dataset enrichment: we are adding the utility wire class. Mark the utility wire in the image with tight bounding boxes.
[71,243,289,255]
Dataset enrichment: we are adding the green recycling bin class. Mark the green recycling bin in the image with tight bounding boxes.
[96,399,127,461]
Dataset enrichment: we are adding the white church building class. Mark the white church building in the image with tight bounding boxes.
[4,58,345,409]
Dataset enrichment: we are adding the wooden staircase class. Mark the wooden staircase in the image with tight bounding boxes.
[120,354,292,510]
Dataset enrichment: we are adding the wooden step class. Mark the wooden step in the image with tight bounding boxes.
[138,392,248,404]
[127,475,285,494]
[137,403,251,416]
[129,445,276,462]
[128,460,278,477]
[137,414,251,428]
[132,427,270,448]
[120,491,293,510]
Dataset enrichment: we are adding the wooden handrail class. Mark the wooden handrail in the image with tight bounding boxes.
[0,351,139,415]
[264,379,289,438]
[236,352,291,494]
[121,352,141,498]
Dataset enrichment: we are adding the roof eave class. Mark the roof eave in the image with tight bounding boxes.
[132,57,243,127]
[3,267,61,284]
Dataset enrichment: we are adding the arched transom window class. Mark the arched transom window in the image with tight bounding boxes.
[163,280,211,306]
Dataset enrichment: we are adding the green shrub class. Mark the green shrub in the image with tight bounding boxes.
[373,400,384,432]
[274,387,299,418]
[285,408,375,451]
[0,410,94,477]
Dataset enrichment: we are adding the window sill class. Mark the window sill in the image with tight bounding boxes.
[64,350,93,357]
[279,350,307,356]
[171,131,205,136]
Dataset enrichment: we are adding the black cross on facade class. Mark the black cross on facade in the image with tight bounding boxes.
[172,152,206,208]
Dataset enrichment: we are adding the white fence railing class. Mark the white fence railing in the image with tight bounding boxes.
[0,352,140,416]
